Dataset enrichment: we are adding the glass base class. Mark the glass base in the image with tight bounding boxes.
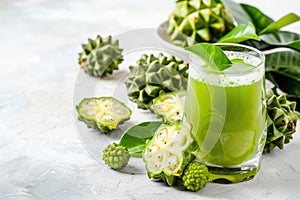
[207,165,259,184]
[202,131,267,184]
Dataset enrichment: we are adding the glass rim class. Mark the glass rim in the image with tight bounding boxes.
[188,43,265,75]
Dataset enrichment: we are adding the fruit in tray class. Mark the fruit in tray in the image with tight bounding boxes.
[78,35,123,77]
[167,0,234,47]
[76,97,132,133]
[124,53,189,110]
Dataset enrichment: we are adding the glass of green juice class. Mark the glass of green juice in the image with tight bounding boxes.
[184,43,266,183]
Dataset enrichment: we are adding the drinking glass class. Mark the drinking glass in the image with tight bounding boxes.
[184,43,266,183]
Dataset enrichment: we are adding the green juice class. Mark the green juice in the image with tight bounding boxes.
[185,56,266,167]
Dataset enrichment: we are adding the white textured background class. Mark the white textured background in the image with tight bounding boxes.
[0,0,300,200]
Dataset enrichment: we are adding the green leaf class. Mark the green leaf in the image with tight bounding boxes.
[260,31,300,51]
[218,22,260,43]
[265,50,300,98]
[260,13,300,34]
[240,4,274,33]
[119,121,163,157]
[265,50,300,67]
[242,39,274,51]
[221,0,252,25]
[186,43,232,71]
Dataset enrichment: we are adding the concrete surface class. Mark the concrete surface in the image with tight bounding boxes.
[0,0,300,199]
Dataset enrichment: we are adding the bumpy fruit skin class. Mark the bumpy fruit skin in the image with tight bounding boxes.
[168,0,235,47]
[76,97,132,133]
[78,35,123,77]
[152,91,186,124]
[103,143,130,169]
[124,53,189,110]
[265,90,299,153]
[143,122,197,186]
[182,161,209,191]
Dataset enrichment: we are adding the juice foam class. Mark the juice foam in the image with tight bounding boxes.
[189,51,264,87]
